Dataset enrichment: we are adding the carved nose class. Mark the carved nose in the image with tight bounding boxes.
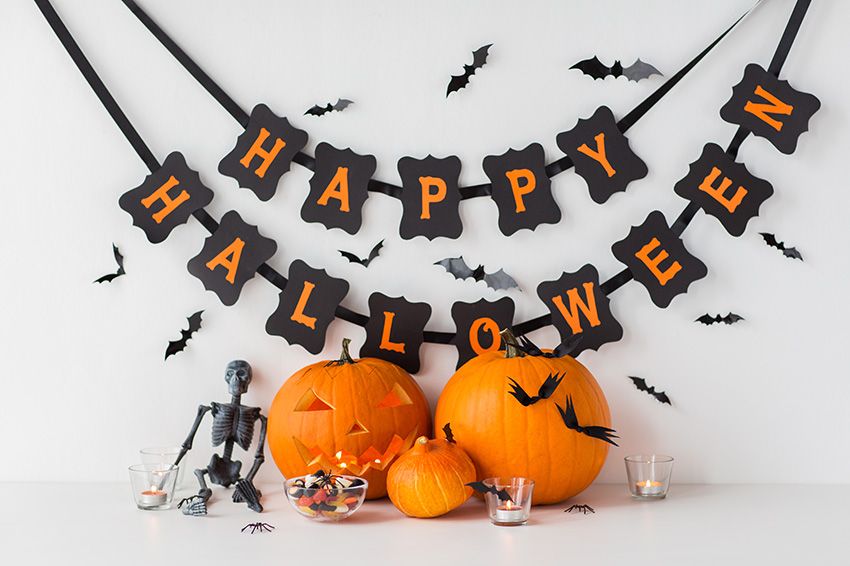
[346,420,369,436]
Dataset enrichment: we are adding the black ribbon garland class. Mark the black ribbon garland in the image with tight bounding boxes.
[35,0,810,347]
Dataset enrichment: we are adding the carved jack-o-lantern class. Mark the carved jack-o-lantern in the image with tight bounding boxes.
[268,339,431,499]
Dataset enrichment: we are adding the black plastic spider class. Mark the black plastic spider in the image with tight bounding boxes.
[565,504,595,515]
[241,522,275,534]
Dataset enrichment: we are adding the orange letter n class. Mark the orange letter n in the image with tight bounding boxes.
[316,167,350,212]
[550,282,602,335]
[205,237,245,284]
[505,169,536,213]
[634,238,681,286]
[744,86,793,132]
[379,312,405,353]
[239,127,286,178]
[419,176,447,220]
[140,175,190,224]
[698,167,747,213]
[576,133,616,178]
[290,281,318,330]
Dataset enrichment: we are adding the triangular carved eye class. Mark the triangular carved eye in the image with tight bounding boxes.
[295,389,334,412]
[377,383,413,408]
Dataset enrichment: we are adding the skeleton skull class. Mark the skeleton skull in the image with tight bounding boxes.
[225,360,252,395]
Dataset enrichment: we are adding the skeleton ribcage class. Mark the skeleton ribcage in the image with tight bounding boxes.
[210,403,259,451]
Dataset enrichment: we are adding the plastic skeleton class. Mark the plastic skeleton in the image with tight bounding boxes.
[174,360,267,516]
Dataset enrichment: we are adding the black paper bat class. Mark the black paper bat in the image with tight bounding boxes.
[556,396,619,446]
[759,232,803,260]
[93,244,125,283]
[507,373,564,406]
[304,98,353,116]
[442,422,456,444]
[466,481,513,503]
[565,504,595,515]
[696,313,744,325]
[446,44,492,97]
[339,240,384,267]
[570,56,662,82]
[516,334,582,358]
[628,376,671,406]
[164,310,204,360]
[435,257,519,291]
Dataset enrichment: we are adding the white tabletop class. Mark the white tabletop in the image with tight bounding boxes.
[1,482,845,565]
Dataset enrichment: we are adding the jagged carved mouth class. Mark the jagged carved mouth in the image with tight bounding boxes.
[291,427,419,476]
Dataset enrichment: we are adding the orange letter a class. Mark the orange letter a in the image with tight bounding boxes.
[316,167,350,212]
[205,237,245,284]
[379,312,405,353]
[550,282,602,335]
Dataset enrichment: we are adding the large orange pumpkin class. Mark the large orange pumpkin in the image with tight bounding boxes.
[434,330,612,505]
[268,339,431,499]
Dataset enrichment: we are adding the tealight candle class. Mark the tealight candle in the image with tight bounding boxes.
[129,464,178,510]
[495,501,526,523]
[624,455,674,500]
[634,479,664,497]
[140,486,168,507]
[482,477,534,526]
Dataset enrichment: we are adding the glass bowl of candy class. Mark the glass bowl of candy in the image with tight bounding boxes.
[284,471,368,521]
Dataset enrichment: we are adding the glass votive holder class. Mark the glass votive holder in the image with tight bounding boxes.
[140,446,185,487]
[128,464,178,510]
[482,477,534,526]
[625,454,674,499]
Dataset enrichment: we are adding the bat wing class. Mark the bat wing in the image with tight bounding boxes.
[556,397,579,430]
[435,257,476,280]
[446,73,470,96]
[186,310,204,333]
[628,376,649,392]
[471,43,492,69]
[655,391,672,405]
[442,422,456,444]
[622,58,663,82]
[724,313,745,324]
[112,244,125,274]
[537,372,565,400]
[570,56,611,80]
[507,377,536,406]
[696,314,718,325]
[783,247,803,260]
[516,335,544,356]
[552,333,583,357]
[165,311,204,360]
[366,240,384,265]
[305,104,329,116]
[466,481,493,495]
[580,425,620,446]
[760,232,779,248]
[339,250,365,266]
[332,98,354,112]
[482,268,519,291]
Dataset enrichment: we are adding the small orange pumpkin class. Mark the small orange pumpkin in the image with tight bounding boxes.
[386,430,476,518]
[434,330,612,505]
[268,338,431,499]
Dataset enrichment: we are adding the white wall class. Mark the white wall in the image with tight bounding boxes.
[4,0,849,484]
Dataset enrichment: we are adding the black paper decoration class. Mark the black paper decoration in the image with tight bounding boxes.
[570,57,662,82]
[304,99,353,116]
[265,260,349,354]
[93,244,126,283]
[451,297,515,368]
[218,103,308,201]
[719,63,820,155]
[466,481,512,502]
[446,44,492,97]
[760,232,803,260]
[673,143,773,236]
[165,310,203,360]
[397,155,462,240]
[555,396,619,446]
[186,210,278,306]
[696,313,744,325]
[435,257,519,292]
[611,211,707,308]
[565,503,595,514]
[628,376,671,405]
[557,106,648,204]
[339,240,384,267]
[537,265,623,355]
[508,373,564,406]
[119,152,214,244]
[301,143,376,234]
[360,293,431,373]
[483,143,560,236]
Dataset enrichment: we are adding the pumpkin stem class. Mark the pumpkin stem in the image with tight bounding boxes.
[325,338,357,367]
[413,436,430,454]
[500,328,526,359]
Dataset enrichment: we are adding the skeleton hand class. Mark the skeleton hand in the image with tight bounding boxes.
[178,496,208,516]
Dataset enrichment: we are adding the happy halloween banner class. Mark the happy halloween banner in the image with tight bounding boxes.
[36,0,819,373]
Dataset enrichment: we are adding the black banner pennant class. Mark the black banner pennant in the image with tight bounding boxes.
[265,260,349,354]
[218,103,308,201]
[300,142,376,234]
[611,211,707,308]
[536,264,623,355]
[186,210,277,306]
[361,293,431,373]
[451,297,515,368]
[719,63,820,155]
[119,152,214,243]
[483,143,561,236]
[673,143,774,236]
[397,155,463,240]
[556,106,648,204]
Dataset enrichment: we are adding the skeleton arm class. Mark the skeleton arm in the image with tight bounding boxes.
[245,413,267,482]
[174,404,212,466]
